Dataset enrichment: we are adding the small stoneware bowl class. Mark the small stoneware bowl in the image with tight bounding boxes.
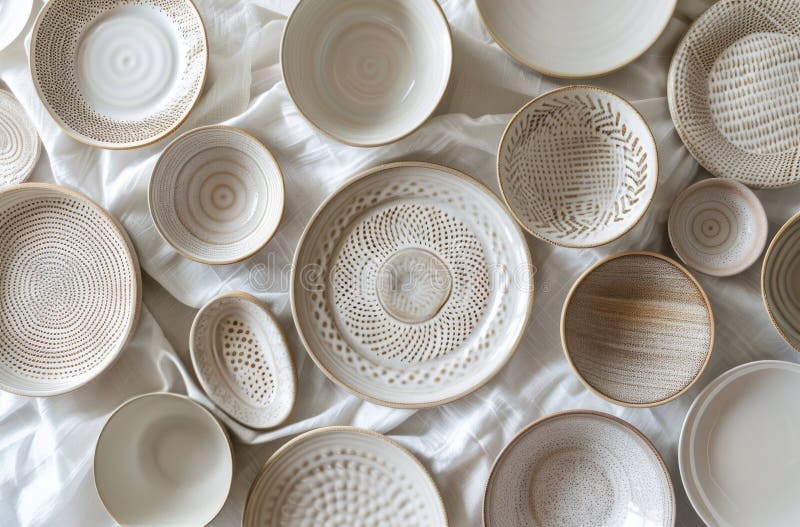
[762,211,800,351]
[669,178,767,276]
[190,292,296,429]
[498,86,658,248]
[562,251,714,407]
[94,392,233,526]
[149,125,285,265]
[281,0,452,146]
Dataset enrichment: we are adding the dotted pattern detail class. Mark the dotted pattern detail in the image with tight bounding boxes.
[0,91,40,187]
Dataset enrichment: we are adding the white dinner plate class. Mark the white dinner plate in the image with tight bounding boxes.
[0,0,33,53]
[679,360,800,526]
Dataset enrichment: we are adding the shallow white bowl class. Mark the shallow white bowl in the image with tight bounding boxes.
[281,0,452,146]
[0,0,33,53]
[94,392,233,526]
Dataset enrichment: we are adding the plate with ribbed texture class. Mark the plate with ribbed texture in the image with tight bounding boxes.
[190,292,296,429]
[498,86,658,248]
[0,90,40,187]
[562,252,714,407]
[668,0,800,188]
[762,211,800,351]
[30,0,207,149]
[243,427,448,527]
[0,184,140,396]
[149,126,285,265]
[291,162,534,408]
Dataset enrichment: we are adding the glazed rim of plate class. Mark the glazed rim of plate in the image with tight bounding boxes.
[242,426,448,526]
[29,0,208,150]
[483,410,676,526]
[497,85,659,248]
[93,392,234,526]
[761,210,800,352]
[0,183,141,397]
[0,89,42,186]
[189,291,297,429]
[667,0,800,188]
[668,178,768,277]
[561,251,715,407]
[148,125,285,265]
[290,161,534,408]
[475,0,677,78]
[678,360,800,525]
[280,0,453,147]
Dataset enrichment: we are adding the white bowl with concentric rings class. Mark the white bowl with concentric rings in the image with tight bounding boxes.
[149,125,285,265]
[281,0,452,146]
[762,211,800,351]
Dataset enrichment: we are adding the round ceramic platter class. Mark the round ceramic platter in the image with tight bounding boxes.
[243,426,448,526]
[484,411,675,527]
[668,0,800,188]
[0,184,141,396]
[30,0,208,149]
[281,0,452,146]
[679,360,800,526]
[668,178,768,276]
[562,252,714,407]
[476,0,676,78]
[498,86,658,248]
[291,162,533,408]
[0,0,33,52]
[0,90,41,187]
[762,211,800,351]
[190,292,296,429]
[149,126,285,264]
[95,392,233,526]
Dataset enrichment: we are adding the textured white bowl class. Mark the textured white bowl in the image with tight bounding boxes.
[94,393,233,526]
[0,90,41,188]
[281,0,452,146]
[149,126,285,265]
[0,0,33,53]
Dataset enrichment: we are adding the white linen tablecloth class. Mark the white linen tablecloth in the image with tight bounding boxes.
[1,0,799,525]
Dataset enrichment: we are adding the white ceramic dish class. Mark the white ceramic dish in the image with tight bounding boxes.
[679,360,800,526]
[0,90,41,187]
[669,0,800,188]
[30,0,208,149]
[291,162,534,408]
[498,86,658,247]
[190,292,296,429]
[149,126,285,265]
[94,392,233,526]
[476,0,676,78]
[281,0,452,146]
[0,184,140,397]
[484,411,675,527]
[762,211,800,351]
[243,426,448,526]
[669,178,768,276]
[0,0,33,53]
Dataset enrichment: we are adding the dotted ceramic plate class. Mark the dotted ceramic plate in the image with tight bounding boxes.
[291,162,534,408]
[0,184,140,396]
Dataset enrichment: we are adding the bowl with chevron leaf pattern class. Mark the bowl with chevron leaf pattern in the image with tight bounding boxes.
[498,85,658,248]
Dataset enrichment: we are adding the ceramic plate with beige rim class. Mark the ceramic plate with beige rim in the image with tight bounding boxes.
[562,251,714,407]
[291,162,533,408]
[679,360,800,526]
[281,0,452,146]
[30,0,208,149]
[484,410,675,526]
[476,0,676,78]
[243,426,447,526]
[762,210,800,351]
[94,392,234,526]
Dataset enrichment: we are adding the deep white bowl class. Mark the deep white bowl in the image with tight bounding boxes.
[281,0,452,146]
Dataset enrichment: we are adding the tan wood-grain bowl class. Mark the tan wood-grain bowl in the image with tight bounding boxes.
[561,251,714,407]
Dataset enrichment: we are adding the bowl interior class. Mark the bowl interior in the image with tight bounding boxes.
[95,394,232,525]
[499,87,657,247]
[150,127,284,264]
[282,0,451,145]
[763,215,800,349]
[563,253,712,406]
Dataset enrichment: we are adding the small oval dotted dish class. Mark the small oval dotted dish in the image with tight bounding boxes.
[190,292,296,429]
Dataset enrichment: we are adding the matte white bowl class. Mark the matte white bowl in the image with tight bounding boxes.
[281,0,452,146]
[94,393,233,526]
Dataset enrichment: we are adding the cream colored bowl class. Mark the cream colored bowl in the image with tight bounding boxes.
[281,0,452,146]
